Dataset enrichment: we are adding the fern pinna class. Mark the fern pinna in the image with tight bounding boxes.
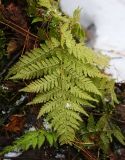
[8,0,115,145]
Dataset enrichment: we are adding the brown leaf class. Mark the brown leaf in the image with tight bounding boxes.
[109,151,117,160]
[4,114,25,133]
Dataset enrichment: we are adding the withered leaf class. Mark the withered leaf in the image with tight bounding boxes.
[4,114,25,133]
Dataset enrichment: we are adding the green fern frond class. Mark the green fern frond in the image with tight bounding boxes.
[37,101,83,144]
[50,107,82,144]
[10,56,60,80]
[28,88,61,105]
[81,64,105,78]
[0,130,57,155]
[69,96,96,108]
[70,86,98,102]
[21,71,60,92]
[75,76,101,96]
[8,37,113,145]
[8,0,116,145]
[9,48,46,76]
[38,98,63,116]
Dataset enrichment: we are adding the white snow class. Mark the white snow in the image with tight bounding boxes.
[55,153,65,159]
[60,0,125,82]
[43,118,52,130]
[4,151,22,158]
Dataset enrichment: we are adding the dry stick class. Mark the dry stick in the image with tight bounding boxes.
[0,19,38,41]
[73,142,97,160]
[74,143,97,160]
[21,28,30,55]
[74,137,94,146]
[5,18,38,39]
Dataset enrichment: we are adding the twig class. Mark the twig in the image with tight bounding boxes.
[0,19,39,41]
[73,142,97,160]
[21,28,30,54]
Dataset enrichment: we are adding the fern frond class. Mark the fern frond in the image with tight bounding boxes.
[9,48,46,75]
[38,98,63,117]
[68,95,96,108]
[21,71,60,92]
[10,56,60,80]
[70,86,98,102]
[67,102,88,116]
[82,64,104,78]
[76,77,101,96]
[8,2,116,145]
[28,88,61,105]
[50,106,82,144]
[0,130,57,155]
[9,37,60,77]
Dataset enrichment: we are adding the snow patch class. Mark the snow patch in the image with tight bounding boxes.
[55,153,65,159]
[4,151,22,159]
[43,118,52,130]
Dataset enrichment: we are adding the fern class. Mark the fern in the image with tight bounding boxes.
[7,0,116,145]
[80,114,125,153]
[0,130,57,155]
[97,115,125,152]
